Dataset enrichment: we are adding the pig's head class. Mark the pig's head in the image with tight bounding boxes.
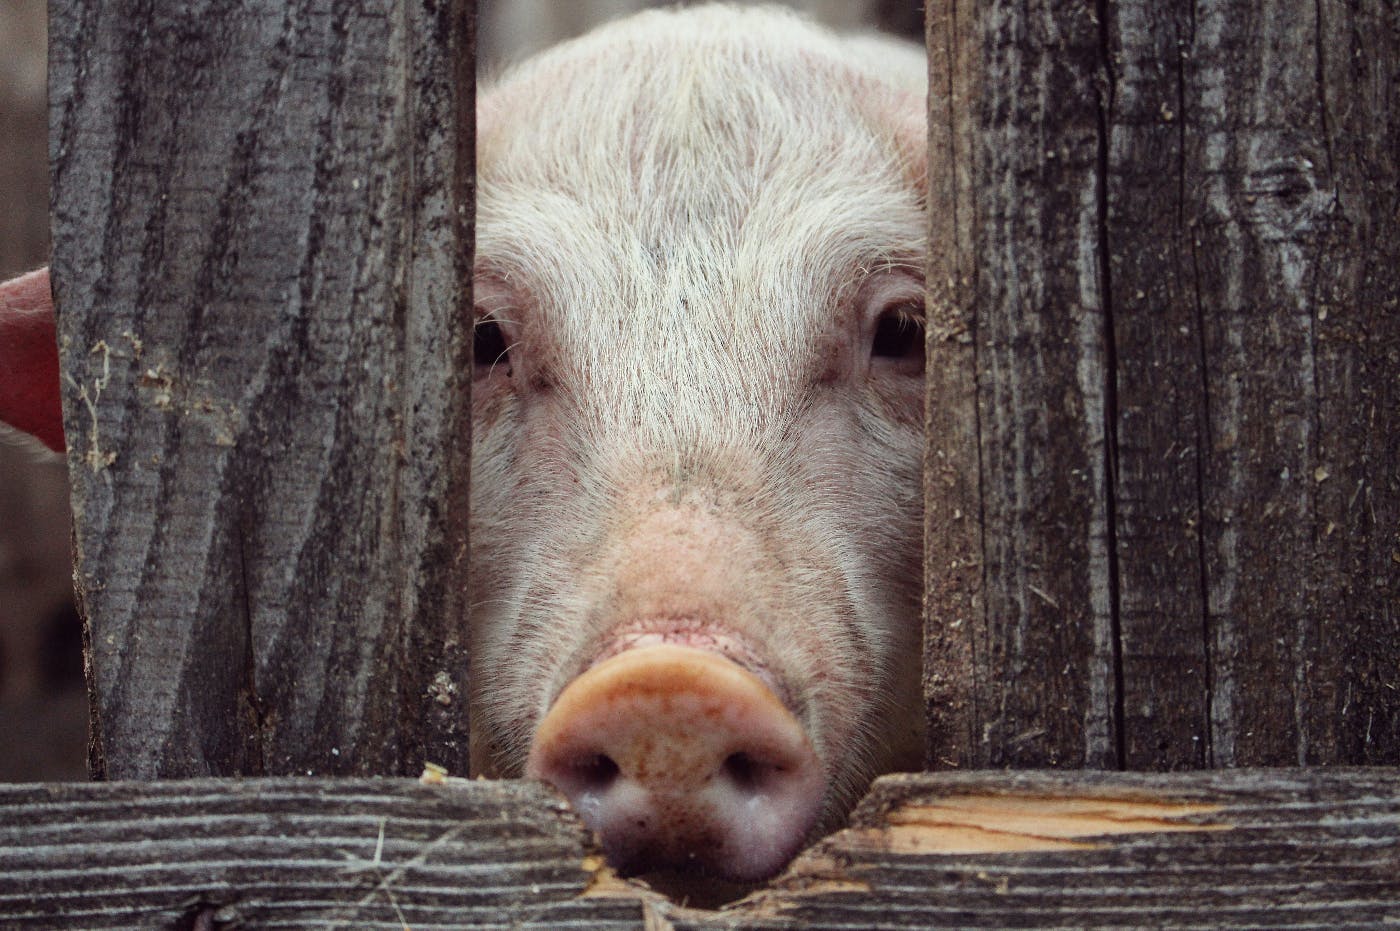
[471,6,927,883]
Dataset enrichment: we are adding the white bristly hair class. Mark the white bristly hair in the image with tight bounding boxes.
[470,4,928,830]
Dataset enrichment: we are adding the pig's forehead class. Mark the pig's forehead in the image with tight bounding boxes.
[475,5,923,141]
[473,11,924,335]
[476,11,920,193]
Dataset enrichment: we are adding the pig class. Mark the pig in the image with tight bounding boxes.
[471,5,928,881]
[0,3,929,884]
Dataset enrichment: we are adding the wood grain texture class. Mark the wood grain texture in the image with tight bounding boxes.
[2,771,1395,929]
[0,778,644,930]
[714,768,1400,929]
[1109,0,1400,769]
[921,0,981,771]
[1110,0,1400,767]
[924,1,1120,769]
[1304,0,1400,766]
[927,0,1400,769]
[49,0,476,778]
[1102,0,1210,771]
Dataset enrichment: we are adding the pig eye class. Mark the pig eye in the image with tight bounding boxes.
[870,304,925,371]
[474,317,511,378]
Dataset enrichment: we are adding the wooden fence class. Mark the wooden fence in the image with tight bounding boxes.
[4,0,1396,926]
[3,770,1396,928]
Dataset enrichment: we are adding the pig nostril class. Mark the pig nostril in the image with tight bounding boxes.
[571,753,621,791]
[722,751,779,791]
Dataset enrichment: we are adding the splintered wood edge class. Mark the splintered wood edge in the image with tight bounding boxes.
[793,771,1237,859]
[720,772,1237,911]
[659,767,1400,926]
[842,794,1227,854]
[674,768,1397,929]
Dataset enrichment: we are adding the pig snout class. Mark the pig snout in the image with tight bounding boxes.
[527,643,824,882]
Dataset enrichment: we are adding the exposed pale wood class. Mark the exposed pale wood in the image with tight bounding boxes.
[715,768,1400,929]
[2,771,1395,929]
[926,0,1400,768]
[49,0,475,778]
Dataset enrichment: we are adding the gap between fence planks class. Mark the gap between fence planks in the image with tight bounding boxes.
[0,769,1396,929]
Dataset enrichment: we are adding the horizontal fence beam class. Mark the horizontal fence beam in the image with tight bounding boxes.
[1,769,1396,929]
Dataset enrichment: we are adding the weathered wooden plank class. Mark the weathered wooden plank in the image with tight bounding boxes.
[1103,1,1214,769]
[49,0,475,778]
[690,768,1400,929]
[929,0,1400,770]
[1304,0,1400,765]
[921,0,981,770]
[924,2,1120,768]
[1,771,1395,929]
[0,778,644,929]
[1110,0,1400,766]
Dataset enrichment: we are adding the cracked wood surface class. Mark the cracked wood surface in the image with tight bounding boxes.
[50,0,475,778]
[924,0,1400,769]
[0,770,1395,929]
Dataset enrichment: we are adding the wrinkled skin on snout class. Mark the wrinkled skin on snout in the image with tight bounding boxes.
[471,6,929,883]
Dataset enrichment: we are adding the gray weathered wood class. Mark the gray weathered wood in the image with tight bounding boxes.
[710,768,1400,929]
[1103,0,1211,770]
[1109,0,1400,769]
[49,0,476,778]
[926,0,1399,769]
[0,778,644,929]
[924,1,1119,769]
[1,770,1396,928]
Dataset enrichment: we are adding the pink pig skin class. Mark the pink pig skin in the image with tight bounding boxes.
[0,268,62,453]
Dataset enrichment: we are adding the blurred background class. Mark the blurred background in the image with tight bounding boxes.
[0,0,85,782]
[0,0,923,781]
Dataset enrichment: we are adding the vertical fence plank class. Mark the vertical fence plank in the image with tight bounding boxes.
[1111,0,1400,767]
[926,0,1398,770]
[1180,0,1399,765]
[50,0,475,778]
[1306,0,1400,764]
[925,3,1120,769]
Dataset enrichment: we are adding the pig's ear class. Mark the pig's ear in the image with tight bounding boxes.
[476,87,505,166]
[845,37,929,206]
[0,267,65,453]
[873,84,928,206]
